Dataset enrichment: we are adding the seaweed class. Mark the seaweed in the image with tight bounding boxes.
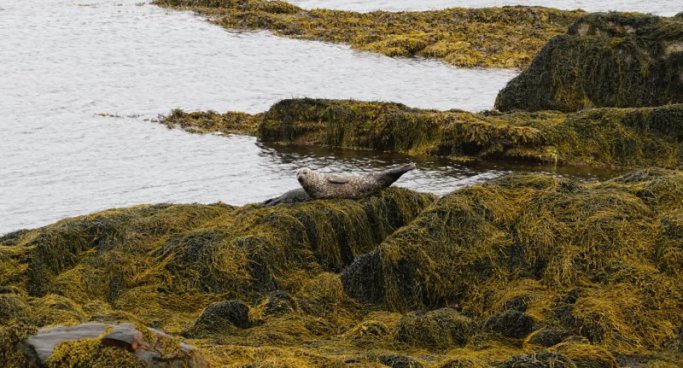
[495,13,683,112]
[153,0,584,69]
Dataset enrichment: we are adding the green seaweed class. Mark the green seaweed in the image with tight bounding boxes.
[153,0,584,69]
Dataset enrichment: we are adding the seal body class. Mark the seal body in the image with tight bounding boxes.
[296,163,416,200]
[261,188,311,207]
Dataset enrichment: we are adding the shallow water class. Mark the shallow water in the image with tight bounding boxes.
[0,0,520,234]
[289,0,680,16]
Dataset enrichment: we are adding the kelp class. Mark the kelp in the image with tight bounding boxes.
[342,169,683,360]
[496,12,683,112]
[2,172,682,365]
[153,0,583,69]
[161,108,261,136]
[0,189,434,366]
[255,98,682,169]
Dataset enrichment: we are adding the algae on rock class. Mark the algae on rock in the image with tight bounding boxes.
[154,0,583,69]
[342,168,683,358]
[495,13,683,112]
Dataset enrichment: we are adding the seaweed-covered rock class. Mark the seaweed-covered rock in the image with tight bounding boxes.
[341,251,385,304]
[379,354,424,368]
[345,169,683,354]
[485,310,536,339]
[156,0,583,68]
[500,352,576,368]
[190,300,251,336]
[526,327,573,347]
[257,290,298,317]
[0,293,29,322]
[20,322,206,367]
[395,308,472,349]
[553,342,618,368]
[496,13,683,112]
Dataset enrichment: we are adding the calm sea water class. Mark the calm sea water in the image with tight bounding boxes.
[0,0,651,234]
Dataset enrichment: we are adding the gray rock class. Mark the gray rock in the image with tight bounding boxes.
[25,322,108,364]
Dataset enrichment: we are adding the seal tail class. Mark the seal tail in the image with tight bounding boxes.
[377,162,416,186]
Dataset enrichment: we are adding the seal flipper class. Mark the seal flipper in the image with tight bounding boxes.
[326,174,350,184]
[375,162,416,186]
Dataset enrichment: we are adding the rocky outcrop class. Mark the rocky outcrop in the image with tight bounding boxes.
[20,322,206,367]
[343,169,683,355]
[155,0,583,69]
[495,13,683,112]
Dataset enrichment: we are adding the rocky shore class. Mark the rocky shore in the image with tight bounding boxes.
[3,2,682,367]
[1,171,682,366]
[153,0,583,68]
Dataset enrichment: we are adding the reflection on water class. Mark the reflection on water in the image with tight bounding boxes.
[289,0,680,16]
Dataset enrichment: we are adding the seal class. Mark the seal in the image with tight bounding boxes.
[296,163,416,199]
[261,188,311,207]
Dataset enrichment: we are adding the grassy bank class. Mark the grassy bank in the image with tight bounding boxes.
[162,98,683,169]
[2,172,682,366]
[153,0,583,69]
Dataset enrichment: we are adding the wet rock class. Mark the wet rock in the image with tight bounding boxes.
[0,294,29,322]
[486,310,536,339]
[396,308,472,349]
[191,300,251,335]
[500,352,576,368]
[440,359,475,368]
[496,13,683,112]
[21,322,207,367]
[526,327,573,347]
[379,354,424,368]
[258,290,298,317]
[341,251,385,304]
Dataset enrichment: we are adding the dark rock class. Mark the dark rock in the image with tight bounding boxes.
[259,290,298,317]
[486,310,536,339]
[500,352,576,368]
[395,308,472,349]
[192,300,251,335]
[495,13,683,112]
[0,294,29,322]
[379,354,424,368]
[341,251,385,304]
[526,327,573,347]
[440,359,474,368]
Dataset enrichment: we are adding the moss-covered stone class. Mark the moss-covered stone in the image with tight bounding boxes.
[343,169,683,357]
[164,99,683,169]
[395,307,472,349]
[495,13,683,112]
[154,0,584,69]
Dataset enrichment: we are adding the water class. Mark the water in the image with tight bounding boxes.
[289,0,680,16]
[0,0,519,234]
[0,0,643,234]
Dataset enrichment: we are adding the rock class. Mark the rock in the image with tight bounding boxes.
[495,13,683,112]
[258,290,298,317]
[440,360,474,368]
[0,294,29,322]
[526,327,573,347]
[379,354,424,368]
[24,322,108,364]
[395,308,472,349]
[486,310,536,339]
[341,251,385,304]
[21,322,207,367]
[191,300,251,336]
[500,352,576,368]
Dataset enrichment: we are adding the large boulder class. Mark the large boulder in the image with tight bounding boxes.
[496,13,683,112]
